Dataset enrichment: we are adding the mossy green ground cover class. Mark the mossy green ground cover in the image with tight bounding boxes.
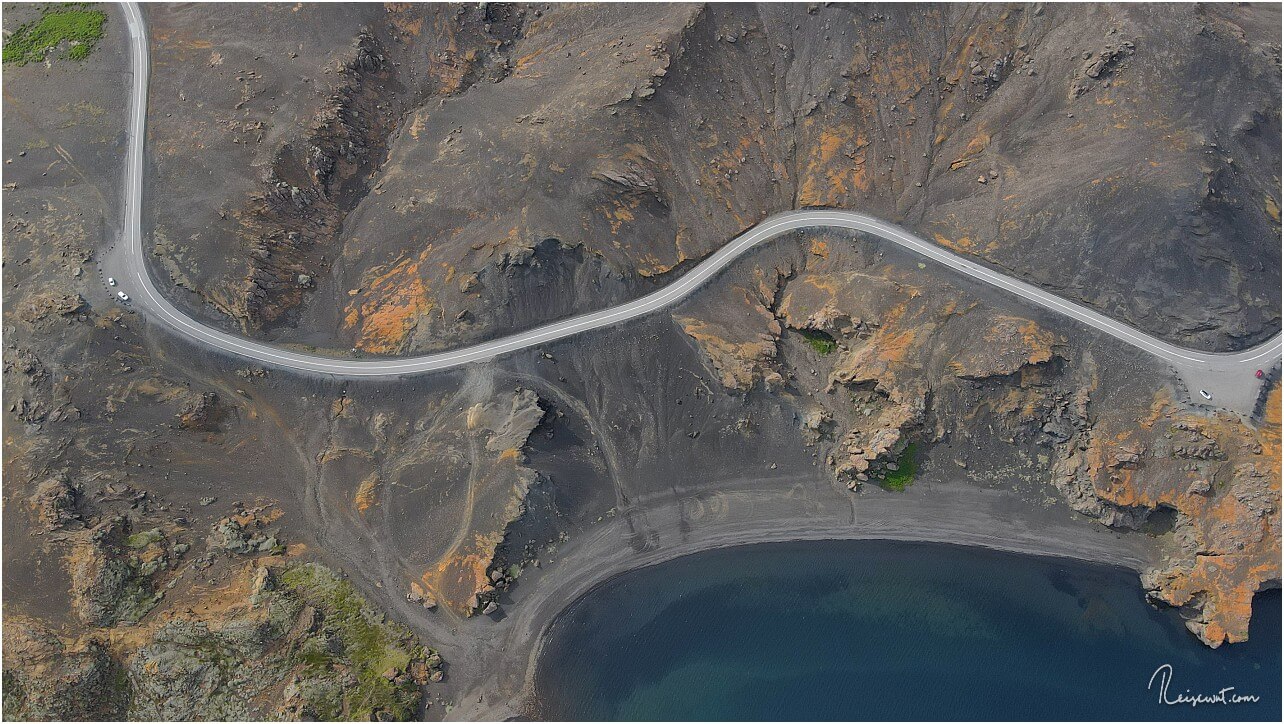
[881,443,918,491]
[280,563,424,720]
[3,5,107,66]
[799,328,837,355]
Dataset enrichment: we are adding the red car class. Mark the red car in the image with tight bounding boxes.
[1256,369,1265,379]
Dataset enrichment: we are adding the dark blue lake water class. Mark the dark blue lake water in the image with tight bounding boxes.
[532,540,1281,721]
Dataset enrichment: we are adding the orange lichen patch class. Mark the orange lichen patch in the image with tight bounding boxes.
[809,238,830,259]
[1262,384,1281,451]
[343,249,434,354]
[815,291,942,481]
[631,218,696,277]
[676,266,790,391]
[354,474,379,513]
[1149,556,1275,647]
[408,581,431,603]
[982,373,1054,421]
[797,123,870,207]
[825,288,975,435]
[796,167,823,207]
[383,5,424,36]
[418,532,504,613]
[1265,196,1280,223]
[148,25,214,65]
[831,322,925,394]
[949,127,991,170]
[512,44,555,77]
[798,272,842,297]
[599,195,641,237]
[816,128,846,159]
[933,232,975,252]
[398,390,544,615]
[424,14,475,95]
[1080,385,1282,647]
[130,377,187,403]
[880,324,922,363]
[672,226,695,262]
[778,270,913,343]
[636,249,692,277]
[866,38,933,98]
[938,298,965,318]
[676,315,782,392]
[226,506,283,529]
[62,532,306,654]
[949,317,1059,379]
[163,554,294,625]
[1139,388,1177,429]
[619,142,658,165]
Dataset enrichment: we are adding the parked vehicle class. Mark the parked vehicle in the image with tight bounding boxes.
[1256,369,1265,379]
[1199,389,1212,400]
[107,277,116,286]
[117,291,129,302]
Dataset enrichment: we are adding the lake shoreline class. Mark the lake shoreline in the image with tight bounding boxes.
[447,478,1162,720]
[527,538,1282,721]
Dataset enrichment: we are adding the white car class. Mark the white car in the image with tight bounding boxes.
[1198,389,1212,400]
[107,277,116,286]
[117,291,130,302]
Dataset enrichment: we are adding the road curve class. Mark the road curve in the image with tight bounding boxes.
[111,3,1282,390]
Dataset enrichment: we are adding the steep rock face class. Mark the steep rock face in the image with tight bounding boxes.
[675,230,1279,645]
[1,618,127,721]
[948,316,1058,380]
[66,516,165,627]
[4,559,442,721]
[149,3,1279,353]
[217,29,404,332]
[675,265,791,391]
[29,475,84,531]
[5,7,1281,718]
[1058,387,1281,647]
[145,3,529,337]
[124,561,440,721]
[316,383,546,614]
[2,12,452,720]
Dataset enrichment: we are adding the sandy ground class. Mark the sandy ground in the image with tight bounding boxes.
[402,474,1159,720]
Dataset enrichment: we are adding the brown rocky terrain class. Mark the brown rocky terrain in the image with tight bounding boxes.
[143,3,1280,355]
[317,379,547,616]
[672,229,1280,647]
[3,2,1280,721]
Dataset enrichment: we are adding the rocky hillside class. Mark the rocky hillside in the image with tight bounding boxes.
[145,3,1280,354]
[2,3,1279,720]
[672,228,1281,646]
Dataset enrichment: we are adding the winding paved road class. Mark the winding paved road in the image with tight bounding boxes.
[109,3,1280,412]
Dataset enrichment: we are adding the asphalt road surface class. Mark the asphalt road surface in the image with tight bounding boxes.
[108,3,1280,412]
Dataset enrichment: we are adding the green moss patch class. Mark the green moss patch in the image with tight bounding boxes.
[881,443,918,492]
[279,563,424,720]
[3,5,108,66]
[799,328,837,355]
[126,528,164,548]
